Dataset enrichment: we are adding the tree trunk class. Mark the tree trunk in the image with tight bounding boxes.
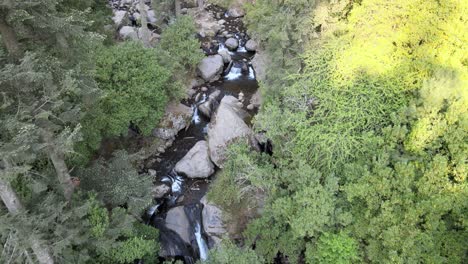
[175,0,181,17]
[139,0,151,47]
[0,161,54,264]
[0,13,22,59]
[42,131,75,200]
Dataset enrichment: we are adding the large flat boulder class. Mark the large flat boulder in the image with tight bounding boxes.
[191,9,221,37]
[227,6,245,18]
[119,26,138,40]
[152,102,193,140]
[165,206,190,245]
[175,141,215,178]
[113,10,129,28]
[201,195,226,240]
[207,96,254,167]
[251,51,269,82]
[197,55,224,82]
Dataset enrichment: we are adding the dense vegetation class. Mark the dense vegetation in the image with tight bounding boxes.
[208,0,467,263]
[0,0,200,263]
[0,0,466,263]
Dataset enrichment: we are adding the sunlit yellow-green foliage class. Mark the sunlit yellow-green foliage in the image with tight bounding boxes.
[210,0,468,262]
[337,0,467,88]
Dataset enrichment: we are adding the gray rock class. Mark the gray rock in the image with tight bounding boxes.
[227,6,245,18]
[175,141,215,178]
[148,169,157,177]
[201,195,226,239]
[112,10,128,28]
[251,51,269,82]
[198,102,211,118]
[249,89,262,108]
[153,103,193,140]
[119,26,138,40]
[225,38,239,51]
[218,49,232,64]
[152,184,170,198]
[193,10,221,37]
[165,206,190,245]
[198,90,221,118]
[207,96,254,167]
[147,10,157,24]
[245,39,258,52]
[197,55,224,82]
[189,78,205,89]
[187,88,197,98]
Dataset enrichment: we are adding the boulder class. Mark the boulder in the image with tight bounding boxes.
[251,51,269,82]
[149,32,161,46]
[112,10,128,28]
[225,38,239,51]
[218,49,232,64]
[119,26,138,40]
[152,184,170,198]
[201,195,226,239]
[207,96,254,167]
[245,39,257,52]
[227,6,245,18]
[249,89,262,108]
[175,141,215,178]
[189,78,205,89]
[198,90,221,118]
[147,10,157,24]
[153,102,193,140]
[165,206,190,245]
[197,55,224,82]
[191,9,221,37]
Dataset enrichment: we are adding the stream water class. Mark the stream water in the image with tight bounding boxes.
[144,6,259,263]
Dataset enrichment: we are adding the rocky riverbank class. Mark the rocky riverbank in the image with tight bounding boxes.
[107,1,263,262]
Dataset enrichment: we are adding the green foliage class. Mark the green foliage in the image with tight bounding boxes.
[306,232,359,264]
[88,194,110,238]
[95,41,173,136]
[208,143,273,210]
[78,16,203,162]
[158,15,204,73]
[101,236,157,264]
[79,150,154,216]
[214,0,468,263]
[200,240,263,264]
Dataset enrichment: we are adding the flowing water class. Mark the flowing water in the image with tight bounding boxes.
[145,5,259,263]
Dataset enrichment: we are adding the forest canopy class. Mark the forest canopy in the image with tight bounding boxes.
[0,0,466,263]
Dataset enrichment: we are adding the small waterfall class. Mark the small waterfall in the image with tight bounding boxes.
[147,204,160,218]
[249,66,256,79]
[195,222,209,261]
[225,66,242,80]
[218,43,234,56]
[192,106,201,124]
[161,171,184,204]
[184,204,210,262]
[237,45,247,53]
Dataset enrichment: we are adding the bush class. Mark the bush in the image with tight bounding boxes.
[199,240,263,264]
[306,233,359,264]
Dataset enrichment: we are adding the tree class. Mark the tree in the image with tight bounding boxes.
[306,233,359,264]
[79,151,154,217]
[0,173,54,264]
[200,240,263,264]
